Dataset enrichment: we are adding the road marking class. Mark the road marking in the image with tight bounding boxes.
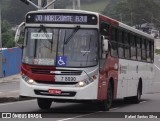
[57,111,102,121]
[154,64,160,71]
[57,107,119,121]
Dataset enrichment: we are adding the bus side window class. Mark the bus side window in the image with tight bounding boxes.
[124,32,130,59]
[130,35,136,60]
[151,41,154,63]
[146,40,151,62]
[137,37,142,61]
[118,30,124,58]
[110,27,118,57]
[142,38,147,61]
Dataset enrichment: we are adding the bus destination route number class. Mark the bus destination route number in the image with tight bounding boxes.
[26,13,98,25]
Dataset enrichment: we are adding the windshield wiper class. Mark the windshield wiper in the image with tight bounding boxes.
[64,26,80,45]
[39,25,54,52]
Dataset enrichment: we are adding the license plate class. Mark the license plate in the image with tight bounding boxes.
[48,89,61,95]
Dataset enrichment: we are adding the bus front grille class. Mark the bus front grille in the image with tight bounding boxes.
[31,69,82,75]
[35,80,78,85]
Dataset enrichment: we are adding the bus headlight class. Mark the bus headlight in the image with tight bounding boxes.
[78,81,85,87]
[28,79,35,84]
[21,74,36,85]
[77,78,94,87]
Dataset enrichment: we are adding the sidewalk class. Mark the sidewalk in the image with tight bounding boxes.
[0,74,22,103]
[0,74,33,103]
[0,74,21,83]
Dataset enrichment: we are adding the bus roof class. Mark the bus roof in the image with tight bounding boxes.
[119,22,154,40]
[99,14,154,40]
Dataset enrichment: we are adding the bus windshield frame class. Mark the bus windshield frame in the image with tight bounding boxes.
[22,27,99,68]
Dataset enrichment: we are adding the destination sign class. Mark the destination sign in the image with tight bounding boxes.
[26,13,98,25]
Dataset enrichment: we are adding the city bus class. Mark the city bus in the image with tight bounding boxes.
[15,9,154,111]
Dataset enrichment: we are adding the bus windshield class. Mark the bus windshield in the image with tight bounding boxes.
[22,27,98,67]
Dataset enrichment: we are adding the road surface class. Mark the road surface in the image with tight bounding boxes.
[0,93,160,121]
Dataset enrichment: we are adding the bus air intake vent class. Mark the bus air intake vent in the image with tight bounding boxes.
[31,69,82,75]
[35,80,78,85]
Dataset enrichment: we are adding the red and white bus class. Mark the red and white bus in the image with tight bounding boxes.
[15,9,154,111]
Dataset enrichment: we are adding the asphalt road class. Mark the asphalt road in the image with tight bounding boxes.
[152,55,160,93]
[0,93,160,121]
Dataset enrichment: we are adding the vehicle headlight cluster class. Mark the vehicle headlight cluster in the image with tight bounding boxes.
[76,77,94,87]
[21,74,36,85]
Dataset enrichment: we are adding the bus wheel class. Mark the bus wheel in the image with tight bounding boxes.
[101,83,113,111]
[37,98,52,110]
[132,83,142,104]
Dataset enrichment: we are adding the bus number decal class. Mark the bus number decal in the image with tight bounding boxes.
[61,77,76,82]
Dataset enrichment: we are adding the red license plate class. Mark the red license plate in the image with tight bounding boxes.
[48,89,61,95]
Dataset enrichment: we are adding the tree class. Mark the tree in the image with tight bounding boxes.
[102,0,160,27]
[3,0,36,25]
[54,0,72,9]
[1,20,15,48]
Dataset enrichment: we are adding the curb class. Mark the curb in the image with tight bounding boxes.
[0,80,20,84]
[0,75,21,83]
[0,96,35,104]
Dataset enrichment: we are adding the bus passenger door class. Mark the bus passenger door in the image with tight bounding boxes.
[98,22,110,100]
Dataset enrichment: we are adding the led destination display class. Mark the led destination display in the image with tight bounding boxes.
[26,13,98,25]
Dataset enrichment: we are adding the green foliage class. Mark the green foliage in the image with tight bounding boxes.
[81,0,98,3]
[155,49,160,55]
[54,0,72,9]
[3,0,36,25]
[1,20,15,48]
[81,0,107,12]
[102,0,160,27]
[1,20,10,33]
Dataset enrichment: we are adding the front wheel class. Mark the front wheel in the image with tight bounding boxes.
[101,83,113,111]
[37,98,52,110]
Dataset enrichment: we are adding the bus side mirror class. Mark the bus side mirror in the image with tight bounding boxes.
[15,22,25,48]
[101,36,109,59]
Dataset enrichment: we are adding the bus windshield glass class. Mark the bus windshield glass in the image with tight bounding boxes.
[22,28,98,67]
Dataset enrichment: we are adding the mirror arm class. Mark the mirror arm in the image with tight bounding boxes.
[15,22,25,49]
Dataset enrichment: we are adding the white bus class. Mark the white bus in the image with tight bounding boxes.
[15,9,154,111]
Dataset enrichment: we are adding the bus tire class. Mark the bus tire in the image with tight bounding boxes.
[101,82,113,111]
[37,98,52,110]
[132,82,142,104]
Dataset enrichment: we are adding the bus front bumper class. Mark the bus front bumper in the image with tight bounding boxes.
[20,78,98,100]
